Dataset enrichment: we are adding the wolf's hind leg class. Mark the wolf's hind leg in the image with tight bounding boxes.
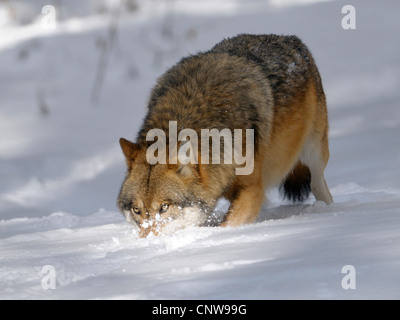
[300,130,333,204]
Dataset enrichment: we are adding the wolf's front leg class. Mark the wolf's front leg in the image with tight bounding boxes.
[221,183,265,227]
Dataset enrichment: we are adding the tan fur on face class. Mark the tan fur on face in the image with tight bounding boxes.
[118,145,214,236]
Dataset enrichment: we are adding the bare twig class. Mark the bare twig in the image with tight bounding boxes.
[37,86,50,117]
[91,0,124,104]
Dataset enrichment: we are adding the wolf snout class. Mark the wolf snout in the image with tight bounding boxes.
[138,218,169,238]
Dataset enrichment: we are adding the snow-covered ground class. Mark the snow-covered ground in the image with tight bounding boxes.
[1,0,399,299]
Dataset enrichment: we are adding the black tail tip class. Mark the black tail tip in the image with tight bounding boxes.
[279,163,311,203]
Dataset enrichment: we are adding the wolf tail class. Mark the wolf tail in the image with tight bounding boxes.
[279,162,311,203]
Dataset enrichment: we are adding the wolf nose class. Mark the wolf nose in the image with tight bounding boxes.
[139,224,161,238]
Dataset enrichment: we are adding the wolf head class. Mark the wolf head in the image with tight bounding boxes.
[117,138,215,237]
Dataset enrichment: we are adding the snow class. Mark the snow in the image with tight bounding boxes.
[1,0,400,299]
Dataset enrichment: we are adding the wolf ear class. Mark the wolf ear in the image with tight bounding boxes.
[120,138,139,161]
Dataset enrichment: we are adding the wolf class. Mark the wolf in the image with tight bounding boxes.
[117,34,333,237]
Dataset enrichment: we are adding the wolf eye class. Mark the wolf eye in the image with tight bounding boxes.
[159,203,169,214]
[130,207,140,215]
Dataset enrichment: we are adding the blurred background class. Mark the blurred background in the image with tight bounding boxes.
[0,0,399,220]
